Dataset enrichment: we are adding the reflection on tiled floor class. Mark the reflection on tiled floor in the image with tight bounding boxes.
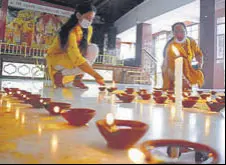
[0,79,225,164]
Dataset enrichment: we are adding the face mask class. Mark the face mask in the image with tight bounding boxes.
[80,19,92,29]
[175,36,187,44]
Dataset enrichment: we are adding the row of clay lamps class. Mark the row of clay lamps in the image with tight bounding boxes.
[3,88,95,126]
[2,88,149,150]
[99,87,225,112]
[2,88,221,162]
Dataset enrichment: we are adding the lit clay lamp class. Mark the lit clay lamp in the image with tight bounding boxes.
[61,108,96,126]
[216,96,225,104]
[137,89,147,96]
[99,86,106,92]
[206,98,225,112]
[183,92,191,98]
[17,91,31,100]
[125,88,135,95]
[153,90,163,98]
[200,93,211,100]
[25,94,41,104]
[96,113,149,149]
[9,88,19,93]
[107,81,118,93]
[153,96,168,104]
[182,98,197,108]
[12,90,23,98]
[4,89,14,96]
[167,90,174,96]
[168,94,176,103]
[219,95,225,100]
[153,88,165,91]
[3,88,10,94]
[44,102,71,115]
[30,98,52,109]
[20,92,32,101]
[188,96,200,102]
[211,91,218,96]
[133,140,219,164]
[197,90,204,95]
[140,93,151,101]
[116,93,135,103]
[107,87,118,93]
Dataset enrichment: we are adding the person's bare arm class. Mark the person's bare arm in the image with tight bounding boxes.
[78,62,105,85]
[192,39,204,69]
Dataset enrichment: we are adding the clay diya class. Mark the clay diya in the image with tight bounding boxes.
[116,93,135,103]
[13,90,28,99]
[24,94,41,104]
[167,90,174,95]
[140,94,151,100]
[183,92,191,98]
[219,95,225,100]
[125,88,135,94]
[137,89,148,96]
[153,90,163,98]
[99,87,106,92]
[188,96,200,101]
[168,95,176,103]
[211,91,218,96]
[4,88,14,95]
[61,108,96,126]
[206,101,225,112]
[153,88,165,91]
[216,97,225,104]
[139,89,147,93]
[30,98,52,108]
[200,93,211,100]
[44,102,71,115]
[153,96,168,104]
[140,140,219,164]
[182,99,197,108]
[107,87,118,93]
[3,88,10,94]
[96,114,149,149]
[197,90,204,95]
[17,91,31,100]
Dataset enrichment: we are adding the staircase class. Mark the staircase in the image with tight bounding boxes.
[126,49,158,85]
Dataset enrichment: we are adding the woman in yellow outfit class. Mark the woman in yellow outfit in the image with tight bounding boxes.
[46,3,105,89]
[162,22,204,90]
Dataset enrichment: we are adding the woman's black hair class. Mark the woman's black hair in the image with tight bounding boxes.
[172,22,187,34]
[59,3,96,50]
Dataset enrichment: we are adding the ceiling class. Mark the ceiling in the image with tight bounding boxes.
[41,0,145,23]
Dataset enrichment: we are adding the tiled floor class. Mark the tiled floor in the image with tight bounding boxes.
[0,79,225,164]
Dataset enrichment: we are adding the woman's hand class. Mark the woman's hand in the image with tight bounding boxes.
[93,73,105,86]
[96,78,105,86]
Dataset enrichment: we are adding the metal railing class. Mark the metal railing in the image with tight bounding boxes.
[0,41,124,66]
[95,54,124,66]
[0,41,47,58]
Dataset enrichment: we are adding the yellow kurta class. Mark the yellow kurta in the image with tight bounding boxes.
[162,38,204,90]
[46,25,93,84]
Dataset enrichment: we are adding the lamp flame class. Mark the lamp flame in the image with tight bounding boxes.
[106,113,115,126]
[53,106,60,113]
[128,148,146,164]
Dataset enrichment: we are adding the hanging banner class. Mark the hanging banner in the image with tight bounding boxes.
[8,0,73,17]
[4,0,74,47]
